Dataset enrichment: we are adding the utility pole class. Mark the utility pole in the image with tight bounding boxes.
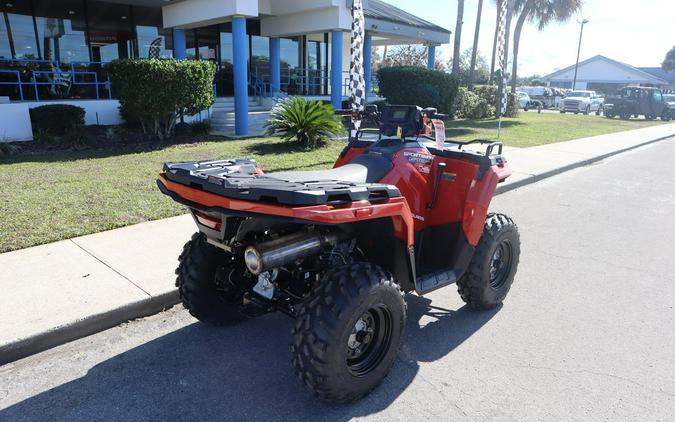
[572,19,589,90]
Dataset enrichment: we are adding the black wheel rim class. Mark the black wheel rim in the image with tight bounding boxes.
[346,305,393,377]
[489,239,513,289]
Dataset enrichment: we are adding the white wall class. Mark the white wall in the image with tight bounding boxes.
[550,57,658,84]
[163,0,259,29]
[0,100,123,142]
[0,99,213,142]
[0,103,33,142]
[261,7,347,37]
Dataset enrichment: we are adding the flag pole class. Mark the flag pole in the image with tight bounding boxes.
[349,0,366,139]
[496,0,510,141]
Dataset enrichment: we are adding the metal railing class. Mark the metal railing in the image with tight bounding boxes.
[0,59,111,102]
[251,66,377,98]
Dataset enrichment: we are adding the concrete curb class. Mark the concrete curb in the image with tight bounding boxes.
[0,291,180,366]
[1,129,673,366]
[495,133,674,195]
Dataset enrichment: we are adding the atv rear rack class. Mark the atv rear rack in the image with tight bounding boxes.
[162,159,401,206]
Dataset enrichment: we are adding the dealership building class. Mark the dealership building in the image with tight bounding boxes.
[0,0,450,140]
[542,55,673,94]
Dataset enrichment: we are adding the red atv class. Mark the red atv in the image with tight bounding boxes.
[158,105,520,402]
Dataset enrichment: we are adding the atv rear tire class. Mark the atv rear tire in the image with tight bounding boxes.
[176,233,248,325]
[457,214,520,310]
[291,263,406,402]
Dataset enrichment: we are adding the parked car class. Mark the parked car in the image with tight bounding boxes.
[517,86,556,108]
[604,86,672,121]
[516,91,531,110]
[559,90,604,115]
[663,93,675,111]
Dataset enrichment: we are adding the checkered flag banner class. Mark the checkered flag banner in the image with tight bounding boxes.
[497,0,509,116]
[349,0,366,135]
[148,37,163,59]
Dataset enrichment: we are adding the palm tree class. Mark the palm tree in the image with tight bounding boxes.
[489,0,502,84]
[452,0,465,75]
[468,0,484,88]
[510,0,583,92]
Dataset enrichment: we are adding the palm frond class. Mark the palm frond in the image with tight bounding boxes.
[264,97,346,149]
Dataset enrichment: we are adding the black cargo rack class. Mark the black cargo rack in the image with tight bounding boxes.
[162,159,401,206]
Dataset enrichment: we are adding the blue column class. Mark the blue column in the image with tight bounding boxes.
[427,45,436,70]
[363,32,372,99]
[269,37,281,95]
[330,31,343,110]
[173,29,186,60]
[232,16,248,135]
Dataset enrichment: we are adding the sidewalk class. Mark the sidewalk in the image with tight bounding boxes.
[2,123,674,365]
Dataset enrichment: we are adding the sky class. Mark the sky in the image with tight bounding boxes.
[384,0,675,76]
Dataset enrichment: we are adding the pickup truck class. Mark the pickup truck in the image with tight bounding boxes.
[603,87,672,121]
[559,90,604,115]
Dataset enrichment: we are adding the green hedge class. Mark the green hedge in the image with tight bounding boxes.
[455,87,495,119]
[472,85,519,118]
[106,59,216,138]
[377,66,459,115]
[29,104,85,135]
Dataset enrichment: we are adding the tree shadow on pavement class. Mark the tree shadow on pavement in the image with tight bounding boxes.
[0,295,500,421]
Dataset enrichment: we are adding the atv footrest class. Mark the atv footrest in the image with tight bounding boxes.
[415,268,460,295]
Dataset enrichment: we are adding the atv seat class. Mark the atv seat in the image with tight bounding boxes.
[270,153,392,184]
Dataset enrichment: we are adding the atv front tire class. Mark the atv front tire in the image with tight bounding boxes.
[291,263,406,402]
[176,233,248,325]
[457,214,520,310]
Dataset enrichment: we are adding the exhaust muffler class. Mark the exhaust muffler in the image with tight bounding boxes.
[244,231,339,275]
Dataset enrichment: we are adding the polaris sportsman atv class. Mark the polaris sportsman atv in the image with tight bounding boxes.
[158,104,520,402]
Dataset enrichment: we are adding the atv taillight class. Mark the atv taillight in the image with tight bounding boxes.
[194,211,222,231]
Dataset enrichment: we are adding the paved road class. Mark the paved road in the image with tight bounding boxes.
[2,139,675,421]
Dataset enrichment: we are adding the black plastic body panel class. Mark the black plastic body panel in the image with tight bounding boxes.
[162,159,400,206]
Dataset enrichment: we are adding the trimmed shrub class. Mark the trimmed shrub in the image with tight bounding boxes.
[0,143,19,158]
[63,125,93,146]
[455,87,495,119]
[472,85,519,118]
[106,59,216,139]
[264,97,345,150]
[29,104,85,136]
[190,120,211,135]
[377,66,459,115]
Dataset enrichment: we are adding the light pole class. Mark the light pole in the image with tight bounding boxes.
[572,19,588,90]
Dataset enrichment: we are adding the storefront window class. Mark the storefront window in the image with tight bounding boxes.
[86,1,134,62]
[185,29,197,60]
[2,1,38,60]
[280,37,299,69]
[0,10,13,59]
[196,26,219,61]
[133,6,172,58]
[251,35,268,71]
[33,0,89,64]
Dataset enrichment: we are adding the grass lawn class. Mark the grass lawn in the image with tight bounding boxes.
[0,138,344,253]
[0,113,668,253]
[445,112,667,148]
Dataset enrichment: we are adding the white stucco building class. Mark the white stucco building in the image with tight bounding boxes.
[0,0,450,141]
[542,55,672,94]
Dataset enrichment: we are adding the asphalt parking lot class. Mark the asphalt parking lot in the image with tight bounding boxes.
[1,139,674,421]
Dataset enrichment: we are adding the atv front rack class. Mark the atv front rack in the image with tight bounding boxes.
[161,159,400,206]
